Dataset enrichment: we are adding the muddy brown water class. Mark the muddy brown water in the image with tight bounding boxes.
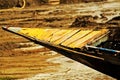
[0,1,119,79]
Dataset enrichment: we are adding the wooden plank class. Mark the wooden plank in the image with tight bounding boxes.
[20,28,61,41]
[19,28,108,49]
[35,29,52,40]
[54,29,80,44]
[20,28,45,37]
[42,29,60,41]
[50,29,72,43]
[68,29,108,48]
[50,30,69,42]
[61,30,92,46]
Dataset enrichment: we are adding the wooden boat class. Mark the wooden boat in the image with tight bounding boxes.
[2,26,120,79]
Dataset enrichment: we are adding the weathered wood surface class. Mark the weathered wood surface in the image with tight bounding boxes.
[18,28,109,48]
